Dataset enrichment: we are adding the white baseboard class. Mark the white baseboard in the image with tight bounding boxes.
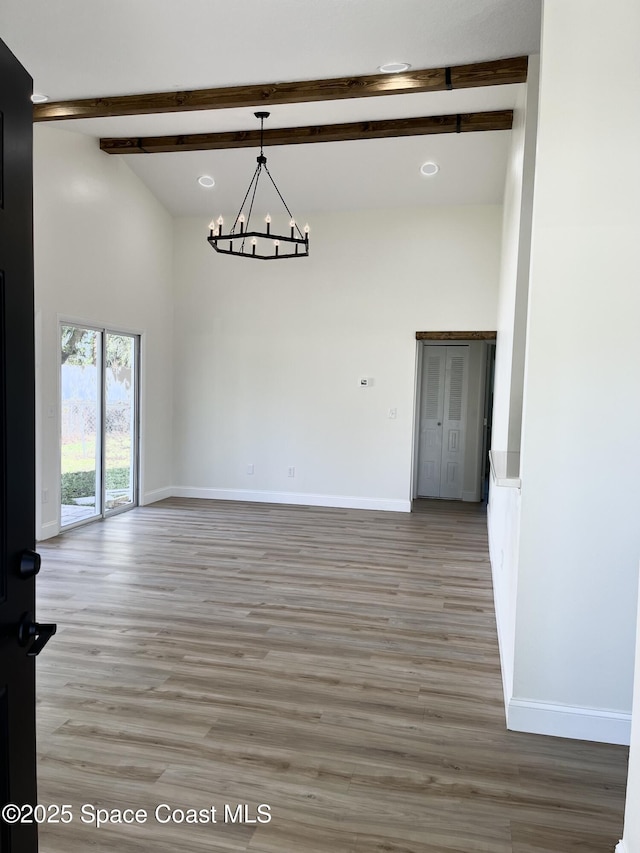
[141,486,174,506]
[508,697,631,745]
[462,489,480,502]
[37,520,60,541]
[172,487,411,513]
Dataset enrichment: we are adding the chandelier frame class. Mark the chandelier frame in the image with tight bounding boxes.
[207,111,309,261]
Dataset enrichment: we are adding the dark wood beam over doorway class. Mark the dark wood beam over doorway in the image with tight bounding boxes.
[416,331,497,341]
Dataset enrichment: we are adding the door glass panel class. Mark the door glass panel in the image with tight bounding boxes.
[104,333,137,513]
[60,326,102,527]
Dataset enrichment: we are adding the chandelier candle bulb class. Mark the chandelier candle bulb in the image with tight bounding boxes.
[217,216,223,236]
[290,219,295,238]
[304,223,310,235]
[239,214,245,234]
[251,237,257,256]
[274,239,280,257]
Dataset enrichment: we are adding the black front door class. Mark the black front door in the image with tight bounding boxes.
[1,35,40,853]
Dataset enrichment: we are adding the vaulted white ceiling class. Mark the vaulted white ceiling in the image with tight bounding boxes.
[0,0,542,216]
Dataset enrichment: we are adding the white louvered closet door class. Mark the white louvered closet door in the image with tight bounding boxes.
[439,346,469,498]
[417,347,446,497]
[417,345,469,499]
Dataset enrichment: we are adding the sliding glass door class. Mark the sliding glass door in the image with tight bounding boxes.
[60,326,102,527]
[60,325,139,529]
[104,333,138,513]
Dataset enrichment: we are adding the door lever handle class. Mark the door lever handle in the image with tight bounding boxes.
[17,612,57,656]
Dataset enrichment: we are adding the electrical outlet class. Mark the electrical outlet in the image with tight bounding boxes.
[247,464,254,475]
[42,488,49,504]
[287,466,295,478]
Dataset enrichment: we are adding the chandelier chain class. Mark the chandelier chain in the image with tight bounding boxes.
[240,164,263,252]
[263,165,304,239]
[232,163,261,234]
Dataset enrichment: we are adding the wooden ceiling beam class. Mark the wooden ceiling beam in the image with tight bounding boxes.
[416,331,497,340]
[99,110,513,154]
[34,56,528,122]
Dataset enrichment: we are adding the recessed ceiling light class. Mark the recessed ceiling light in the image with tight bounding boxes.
[197,175,215,188]
[420,161,440,177]
[378,62,411,74]
[31,93,49,104]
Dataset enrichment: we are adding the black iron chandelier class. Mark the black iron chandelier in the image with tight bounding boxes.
[207,111,309,261]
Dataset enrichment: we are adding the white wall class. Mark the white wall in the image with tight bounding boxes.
[491,62,539,456]
[34,126,174,539]
[488,57,538,715]
[487,478,520,706]
[172,206,501,510]
[511,0,640,742]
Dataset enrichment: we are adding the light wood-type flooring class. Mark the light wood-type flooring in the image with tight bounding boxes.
[35,498,628,852]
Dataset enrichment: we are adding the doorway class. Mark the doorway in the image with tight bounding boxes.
[60,324,140,529]
[413,333,496,503]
